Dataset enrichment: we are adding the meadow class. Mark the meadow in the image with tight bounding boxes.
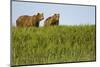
[12,25,96,65]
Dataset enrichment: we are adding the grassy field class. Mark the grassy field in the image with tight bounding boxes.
[12,25,96,65]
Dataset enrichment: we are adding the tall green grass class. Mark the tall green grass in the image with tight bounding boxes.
[12,25,96,65]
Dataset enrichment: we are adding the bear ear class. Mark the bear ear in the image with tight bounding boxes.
[53,14,56,16]
[37,13,40,14]
[54,14,59,16]
[37,13,40,15]
[54,14,60,16]
[54,14,56,15]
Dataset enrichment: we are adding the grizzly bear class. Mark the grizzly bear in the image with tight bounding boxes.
[16,13,44,27]
[44,14,60,26]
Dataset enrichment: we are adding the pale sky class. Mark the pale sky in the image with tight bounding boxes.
[12,1,96,26]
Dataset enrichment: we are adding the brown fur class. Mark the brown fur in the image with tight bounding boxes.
[44,14,60,26]
[16,13,44,27]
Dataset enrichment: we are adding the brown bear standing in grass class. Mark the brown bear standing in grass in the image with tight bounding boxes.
[16,13,44,27]
[44,14,60,26]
